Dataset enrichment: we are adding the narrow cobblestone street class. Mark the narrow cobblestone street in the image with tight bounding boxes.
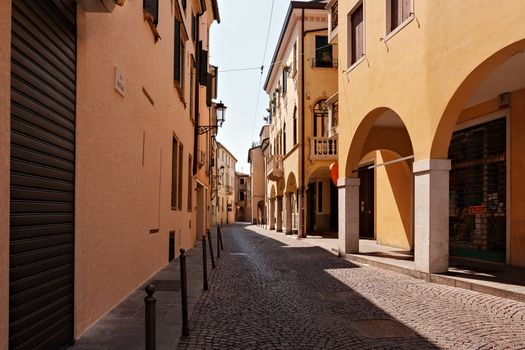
[179,224,525,350]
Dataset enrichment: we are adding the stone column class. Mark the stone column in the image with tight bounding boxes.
[269,198,276,230]
[338,178,360,254]
[298,189,306,238]
[413,159,451,274]
[276,195,283,232]
[284,193,293,235]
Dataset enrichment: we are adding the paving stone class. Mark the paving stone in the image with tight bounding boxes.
[178,224,525,350]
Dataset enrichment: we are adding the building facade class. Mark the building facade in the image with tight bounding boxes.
[328,0,525,273]
[248,138,266,225]
[0,0,220,348]
[235,172,251,222]
[216,142,237,225]
[264,0,338,238]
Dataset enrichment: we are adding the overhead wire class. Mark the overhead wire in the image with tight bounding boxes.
[250,0,275,141]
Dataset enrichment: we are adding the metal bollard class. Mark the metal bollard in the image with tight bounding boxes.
[144,284,156,350]
[179,249,189,337]
[218,225,224,250]
[207,230,216,269]
[202,235,208,291]
[216,225,221,259]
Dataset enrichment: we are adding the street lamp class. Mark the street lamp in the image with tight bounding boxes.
[197,100,227,135]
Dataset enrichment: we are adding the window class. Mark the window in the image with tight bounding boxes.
[389,0,411,33]
[315,36,333,67]
[191,13,197,42]
[187,155,192,211]
[283,123,287,154]
[318,182,323,213]
[190,58,196,118]
[240,178,244,185]
[174,19,186,93]
[144,0,159,25]
[292,43,297,75]
[314,100,328,137]
[182,0,186,10]
[240,191,245,201]
[293,107,297,145]
[178,144,183,210]
[171,137,178,209]
[282,69,288,95]
[349,3,364,66]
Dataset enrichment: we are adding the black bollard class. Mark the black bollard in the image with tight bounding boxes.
[179,249,189,337]
[144,284,156,350]
[207,230,216,269]
[216,225,221,259]
[218,225,224,250]
[202,235,208,291]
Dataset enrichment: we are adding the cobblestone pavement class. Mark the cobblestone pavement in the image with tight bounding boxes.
[178,224,525,350]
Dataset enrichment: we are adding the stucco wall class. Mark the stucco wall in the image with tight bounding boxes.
[75,1,200,336]
[375,151,413,250]
[337,0,525,177]
[0,2,11,349]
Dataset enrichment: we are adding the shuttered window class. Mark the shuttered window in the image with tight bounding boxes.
[171,137,179,209]
[199,44,208,86]
[174,19,185,92]
[350,3,364,65]
[188,155,193,211]
[178,144,184,210]
[293,107,297,145]
[315,36,333,67]
[144,0,159,25]
[390,0,411,33]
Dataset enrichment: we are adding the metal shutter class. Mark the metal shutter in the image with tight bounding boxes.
[9,1,76,349]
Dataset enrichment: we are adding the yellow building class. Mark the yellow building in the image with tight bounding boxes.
[235,172,251,222]
[0,0,220,348]
[215,142,237,225]
[265,0,338,238]
[328,0,525,273]
[248,135,267,225]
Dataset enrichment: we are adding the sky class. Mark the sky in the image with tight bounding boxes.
[209,0,300,174]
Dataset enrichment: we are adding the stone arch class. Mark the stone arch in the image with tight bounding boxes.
[285,172,298,193]
[431,38,525,157]
[345,107,414,178]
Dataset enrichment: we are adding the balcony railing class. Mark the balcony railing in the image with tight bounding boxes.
[310,136,338,160]
[224,185,233,195]
[266,155,284,181]
[311,58,338,68]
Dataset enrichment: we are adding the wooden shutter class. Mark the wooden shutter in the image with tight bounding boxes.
[199,45,208,86]
[351,4,364,64]
[144,0,159,25]
[206,73,212,106]
[172,138,178,209]
[174,20,181,82]
[391,0,400,31]
[178,144,183,210]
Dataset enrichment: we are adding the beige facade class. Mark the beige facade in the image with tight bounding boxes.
[216,142,236,225]
[264,1,338,237]
[329,0,525,272]
[0,0,220,348]
[248,143,265,225]
[235,172,251,222]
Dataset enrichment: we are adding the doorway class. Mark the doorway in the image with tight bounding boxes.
[358,167,375,239]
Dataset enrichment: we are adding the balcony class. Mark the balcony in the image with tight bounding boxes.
[328,0,338,44]
[266,155,284,181]
[311,58,338,69]
[310,136,337,160]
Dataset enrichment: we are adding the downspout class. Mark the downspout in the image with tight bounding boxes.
[299,8,306,238]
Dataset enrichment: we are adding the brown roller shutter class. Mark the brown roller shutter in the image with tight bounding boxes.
[9,1,76,349]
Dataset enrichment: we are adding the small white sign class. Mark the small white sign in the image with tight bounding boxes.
[115,67,125,96]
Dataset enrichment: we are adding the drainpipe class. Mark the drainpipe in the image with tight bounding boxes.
[299,8,306,238]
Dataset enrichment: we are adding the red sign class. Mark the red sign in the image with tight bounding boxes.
[468,205,485,214]
[329,162,338,186]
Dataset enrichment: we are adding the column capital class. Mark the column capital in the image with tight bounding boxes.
[337,177,360,188]
[413,159,451,174]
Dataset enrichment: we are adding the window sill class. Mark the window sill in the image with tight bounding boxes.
[344,55,366,75]
[384,14,414,43]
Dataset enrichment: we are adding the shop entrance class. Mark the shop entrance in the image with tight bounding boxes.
[449,117,506,262]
